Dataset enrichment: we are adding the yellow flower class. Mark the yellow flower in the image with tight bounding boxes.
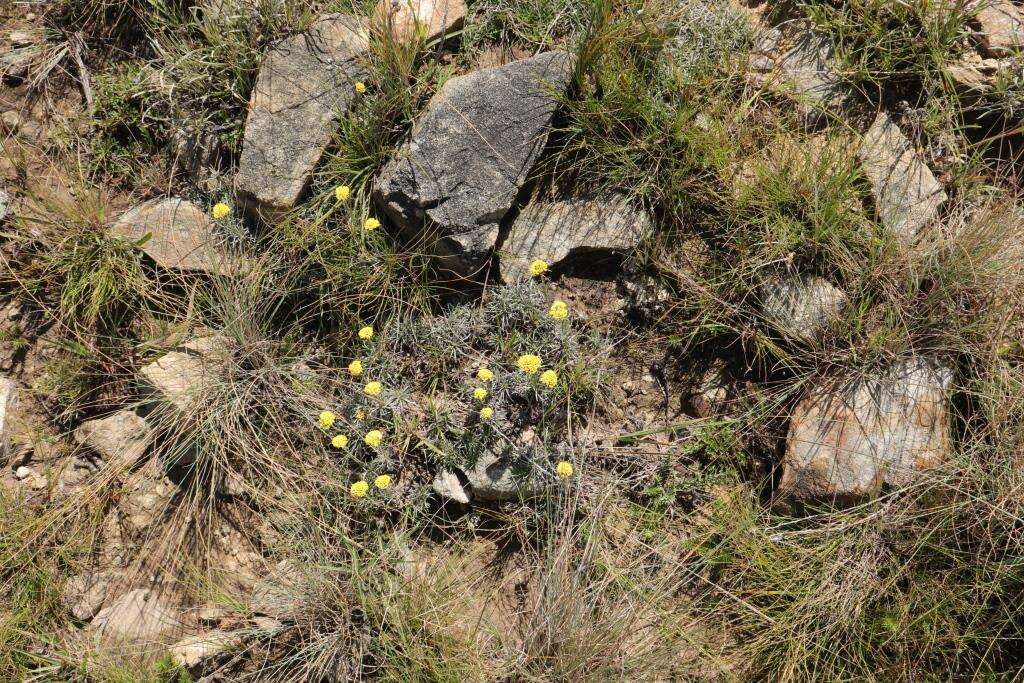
[539,369,558,389]
[517,354,542,375]
[355,81,367,94]
[549,300,568,320]
[355,408,366,420]
[350,480,369,497]
[364,217,381,231]
[318,410,336,430]
[212,203,231,220]
[556,461,574,479]
[334,185,351,202]
[358,326,374,340]
[364,381,383,397]
[479,406,494,420]
[348,359,364,377]
[473,387,488,401]
[331,434,349,449]
[364,430,383,448]
[529,259,549,277]
[374,474,392,489]
[477,367,494,381]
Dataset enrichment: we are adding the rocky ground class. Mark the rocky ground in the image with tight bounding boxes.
[2,0,1024,680]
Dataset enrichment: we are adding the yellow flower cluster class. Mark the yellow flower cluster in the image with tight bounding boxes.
[319,410,336,430]
[517,354,542,375]
[549,300,568,320]
[477,367,493,381]
[335,185,351,202]
[364,430,383,448]
[479,406,494,420]
[348,359,364,377]
[212,203,231,220]
[359,326,374,340]
[529,259,549,277]
[364,217,381,231]
[332,434,349,449]
[364,381,383,397]
[556,461,574,478]
[350,474,392,498]
[355,81,367,94]
[473,387,488,401]
[539,369,558,389]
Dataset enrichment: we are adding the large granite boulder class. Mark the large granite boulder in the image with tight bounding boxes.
[235,14,369,221]
[110,199,248,275]
[374,51,576,276]
[858,112,947,243]
[778,357,953,505]
[499,193,651,281]
[760,274,848,343]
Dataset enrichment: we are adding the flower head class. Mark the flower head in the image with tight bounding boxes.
[529,259,549,277]
[539,369,558,389]
[364,430,383,448]
[331,434,349,449]
[517,354,542,375]
[334,185,351,202]
[479,406,494,420]
[355,81,367,94]
[318,410,336,430]
[556,461,574,479]
[358,326,374,340]
[364,381,383,397]
[212,203,231,220]
[477,367,494,382]
[348,359,364,377]
[374,474,392,489]
[364,217,381,231]
[350,480,369,497]
[473,387,488,401]
[355,408,366,420]
[549,300,568,320]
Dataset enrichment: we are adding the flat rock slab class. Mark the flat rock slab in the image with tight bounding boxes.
[858,112,947,243]
[74,409,153,466]
[500,193,650,281]
[138,336,230,417]
[110,199,248,275]
[374,51,575,276]
[749,19,845,119]
[778,357,953,505]
[372,0,466,44]
[973,0,1024,57]
[235,14,369,221]
[92,588,184,645]
[461,449,543,502]
[760,274,847,342]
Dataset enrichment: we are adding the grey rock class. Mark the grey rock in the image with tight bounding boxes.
[973,0,1024,57]
[431,469,469,504]
[0,378,15,462]
[460,449,541,502]
[74,409,153,466]
[761,275,847,342]
[235,14,369,221]
[92,588,184,645]
[372,0,466,44]
[858,112,947,242]
[500,193,650,281]
[0,189,11,222]
[374,51,576,276]
[63,571,117,621]
[138,335,230,416]
[110,199,249,275]
[778,357,953,505]
[749,20,845,119]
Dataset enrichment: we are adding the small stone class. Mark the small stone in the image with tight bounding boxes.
[236,14,369,221]
[760,274,847,342]
[9,31,33,48]
[372,0,466,44]
[169,630,240,670]
[14,465,31,479]
[778,357,953,505]
[431,469,469,504]
[110,198,249,276]
[500,193,651,281]
[973,0,1024,58]
[1,110,21,133]
[74,409,153,466]
[91,588,184,645]
[858,112,947,243]
[0,378,15,462]
[0,189,11,222]
[63,572,115,621]
[374,51,576,276]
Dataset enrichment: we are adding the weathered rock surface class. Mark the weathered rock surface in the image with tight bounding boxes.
[858,112,947,242]
[749,19,845,118]
[63,571,117,621]
[778,357,953,505]
[460,449,541,502]
[138,336,229,416]
[761,275,847,342]
[0,378,15,462]
[374,51,576,275]
[169,630,241,670]
[372,0,466,44]
[92,588,183,644]
[250,560,304,620]
[110,199,247,275]
[500,193,650,281]
[431,469,469,504]
[973,0,1024,58]
[235,14,369,221]
[0,188,11,222]
[74,409,153,466]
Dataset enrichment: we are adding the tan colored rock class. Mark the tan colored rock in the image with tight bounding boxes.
[973,0,1024,57]
[92,588,184,645]
[169,630,241,670]
[779,357,953,505]
[431,469,469,504]
[110,199,248,275]
[500,193,651,281]
[74,409,153,466]
[373,0,466,44]
[138,336,229,416]
[858,112,947,243]
[749,19,845,119]
[0,378,15,462]
[63,571,117,621]
[761,275,848,342]
[235,14,369,221]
